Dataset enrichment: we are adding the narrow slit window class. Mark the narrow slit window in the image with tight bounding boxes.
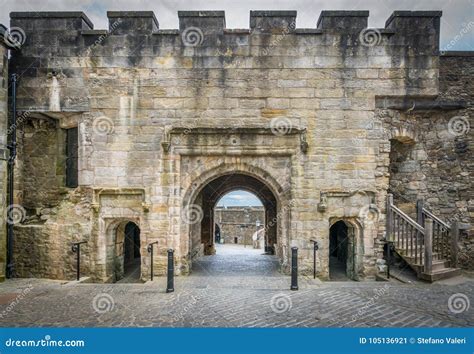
[66,127,78,188]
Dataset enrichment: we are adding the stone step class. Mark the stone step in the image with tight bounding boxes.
[404,259,450,272]
[397,250,442,262]
[419,268,462,282]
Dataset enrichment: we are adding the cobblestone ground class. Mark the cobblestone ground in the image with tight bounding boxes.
[0,245,472,328]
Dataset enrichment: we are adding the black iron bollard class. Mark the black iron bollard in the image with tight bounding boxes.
[166,249,174,293]
[310,240,319,279]
[147,241,158,281]
[291,246,298,290]
[71,241,87,281]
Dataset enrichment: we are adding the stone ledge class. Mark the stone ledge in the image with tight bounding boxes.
[385,10,442,28]
[178,11,225,17]
[250,11,297,17]
[376,96,467,111]
[295,29,324,34]
[169,127,305,135]
[319,10,369,17]
[81,29,109,35]
[10,11,93,29]
[441,51,474,57]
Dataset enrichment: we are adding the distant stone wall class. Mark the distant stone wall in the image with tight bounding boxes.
[215,207,265,245]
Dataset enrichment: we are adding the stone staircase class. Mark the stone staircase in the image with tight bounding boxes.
[386,195,461,282]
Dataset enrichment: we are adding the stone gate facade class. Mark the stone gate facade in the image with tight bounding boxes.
[0,10,472,282]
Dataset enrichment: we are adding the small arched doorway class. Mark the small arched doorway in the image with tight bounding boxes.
[329,220,357,281]
[114,221,142,283]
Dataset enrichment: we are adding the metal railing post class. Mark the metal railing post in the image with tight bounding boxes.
[290,247,298,290]
[147,241,158,281]
[310,240,318,279]
[166,249,174,293]
[71,241,87,281]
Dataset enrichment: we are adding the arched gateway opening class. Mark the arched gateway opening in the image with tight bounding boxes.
[185,172,283,272]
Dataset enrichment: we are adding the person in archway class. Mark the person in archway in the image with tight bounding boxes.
[252,226,265,249]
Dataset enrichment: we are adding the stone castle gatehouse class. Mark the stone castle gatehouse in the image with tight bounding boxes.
[0,10,471,283]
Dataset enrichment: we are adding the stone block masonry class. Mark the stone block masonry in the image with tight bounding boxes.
[0,25,9,281]
[0,9,470,282]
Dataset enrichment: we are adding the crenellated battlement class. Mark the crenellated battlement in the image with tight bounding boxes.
[9,10,441,41]
[5,9,445,113]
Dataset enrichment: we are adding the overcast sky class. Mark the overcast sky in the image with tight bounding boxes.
[217,190,263,207]
[1,0,473,50]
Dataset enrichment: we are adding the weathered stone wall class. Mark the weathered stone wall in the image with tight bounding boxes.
[215,206,265,245]
[386,52,473,269]
[0,25,9,281]
[6,10,454,281]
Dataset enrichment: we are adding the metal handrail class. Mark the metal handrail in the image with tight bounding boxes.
[71,241,87,281]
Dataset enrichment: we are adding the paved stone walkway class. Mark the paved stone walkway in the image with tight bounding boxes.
[0,244,472,328]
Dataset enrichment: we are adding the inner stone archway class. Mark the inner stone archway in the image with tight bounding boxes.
[187,172,280,270]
